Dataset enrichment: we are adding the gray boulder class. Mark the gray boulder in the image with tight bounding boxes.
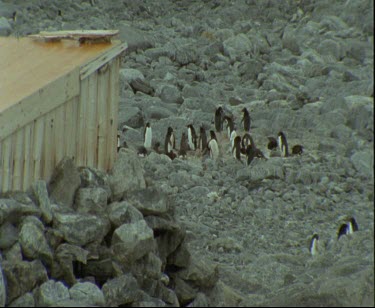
[108,149,146,201]
[31,180,53,223]
[118,23,155,53]
[102,273,140,306]
[344,96,373,139]
[0,17,11,37]
[53,212,109,246]
[8,292,35,307]
[144,105,175,120]
[69,282,105,306]
[34,280,70,307]
[236,158,285,182]
[48,157,81,208]
[127,187,170,216]
[19,216,53,265]
[1,260,48,304]
[74,187,108,215]
[223,33,252,60]
[108,201,144,228]
[111,220,155,264]
[282,25,301,55]
[118,106,144,128]
[120,68,145,85]
[0,222,18,250]
[77,166,112,199]
[316,39,343,62]
[350,150,374,178]
[51,244,89,286]
[0,198,40,225]
[159,85,184,105]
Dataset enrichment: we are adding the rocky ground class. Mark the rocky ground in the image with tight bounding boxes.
[0,0,374,306]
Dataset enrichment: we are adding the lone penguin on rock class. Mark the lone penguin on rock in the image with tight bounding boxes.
[241,107,251,132]
[143,122,152,149]
[164,127,176,154]
[310,234,319,256]
[187,124,197,151]
[207,130,219,160]
[278,131,289,157]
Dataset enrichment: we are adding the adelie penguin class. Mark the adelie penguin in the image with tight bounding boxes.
[241,107,251,132]
[242,133,255,150]
[214,106,224,132]
[292,144,304,156]
[164,127,176,154]
[245,144,255,166]
[187,124,197,151]
[137,146,148,157]
[232,136,243,162]
[278,131,289,157]
[198,125,208,152]
[179,132,189,158]
[143,122,152,149]
[267,137,278,151]
[223,116,235,139]
[207,130,219,160]
[309,234,319,256]
[337,217,359,239]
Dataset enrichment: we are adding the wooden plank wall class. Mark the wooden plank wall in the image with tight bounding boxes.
[0,57,119,193]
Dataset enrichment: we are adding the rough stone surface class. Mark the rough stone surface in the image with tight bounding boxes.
[48,157,81,208]
[111,220,155,264]
[102,274,140,306]
[31,180,53,223]
[69,282,105,306]
[127,187,170,216]
[34,280,70,307]
[108,149,146,201]
[0,222,18,250]
[74,187,108,215]
[0,265,5,307]
[108,201,144,227]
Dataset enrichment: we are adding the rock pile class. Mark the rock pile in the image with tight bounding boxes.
[0,153,235,307]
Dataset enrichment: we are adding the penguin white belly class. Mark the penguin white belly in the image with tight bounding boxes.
[144,127,152,149]
[188,128,195,150]
[208,139,219,160]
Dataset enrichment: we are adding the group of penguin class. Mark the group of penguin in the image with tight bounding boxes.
[309,217,359,256]
[117,106,359,256]
[118,106,304,165]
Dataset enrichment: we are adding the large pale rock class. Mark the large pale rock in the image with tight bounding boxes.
[32,180,53,223]
[128,187,170,216]
[207,281,245,307]
[350,150,374,178]
[1,260,48,304]
[53,212,109,246]
[145,216,186,264]
[102,274,140,306]
[111,220,155,264]
[108,149,146,201]
[344,96,373,139]
[69,282,105,306]
[34,280,70,307]
[19,216,53,265]
[78,166,112,199]
[159,85,184,105]
[236,158,285,182]
[48,157,81,207]
[118,23,155,53]
[0,17,11,37]
[8,292,35,307]
[51,244,89,286]
[74,187,108,215]
[108,201,144,227]
[223,33,252,60]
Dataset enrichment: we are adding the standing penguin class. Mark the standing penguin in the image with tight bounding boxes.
[187,124,197,151]
[164,127,176,154]
[198,125,208,151]
[223,116,235,139]
[278,131,289,157]
[348,217,359,234]
[337,223,349,240]
[245,144,256,166]
[310,234,319,256]
[232,136,242,162]
[292,144,304,155]
[214,106,224,132]
[144,122,152,149]
[241,107,251,132]
[229,130,237,153]
[242,133,255,149]
[207,130,219,160]
[179,132,189,158]
[267,137,278,150]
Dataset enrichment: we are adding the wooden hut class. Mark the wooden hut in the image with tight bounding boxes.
[0,31,127,193]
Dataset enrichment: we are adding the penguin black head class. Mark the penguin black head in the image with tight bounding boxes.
[337,223,349,240]
[153,141,161,153]
[145,122,150,128]
[210,130,217,141]
[292,144,303,155]
[137,146,148,157]
[167,126,173,134]
[267,137,278,150]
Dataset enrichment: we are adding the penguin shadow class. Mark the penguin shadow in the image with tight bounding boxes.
[308,216,360,257]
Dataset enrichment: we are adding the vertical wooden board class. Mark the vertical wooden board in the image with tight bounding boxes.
[54,104,65,165]
[107,58,120,171]
[32,117,45,181]
[86,73,98,167]
[1,136,12,192]
[12,128,24,190]
[22,123,33,191]
[77,77,88,167]
[42,110,55,181]
[96,64,109,170]
[64,96,78,161]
